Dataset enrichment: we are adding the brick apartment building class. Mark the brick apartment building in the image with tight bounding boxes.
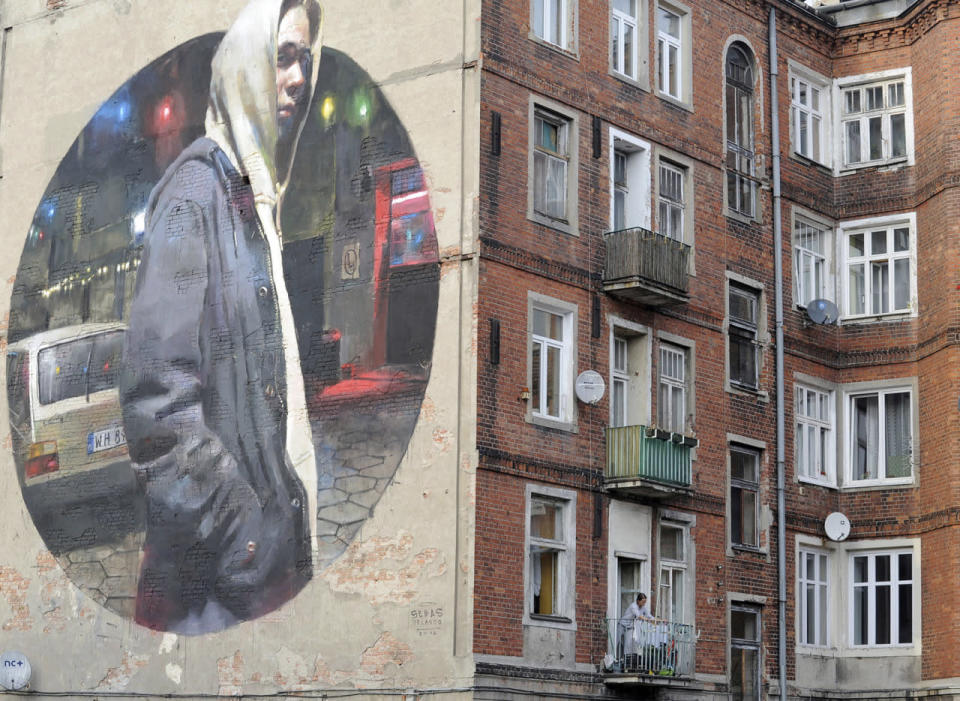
[473,0,960,698]
[1,0,959,698]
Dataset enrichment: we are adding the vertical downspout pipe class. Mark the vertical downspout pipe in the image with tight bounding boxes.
[768,7,788,701]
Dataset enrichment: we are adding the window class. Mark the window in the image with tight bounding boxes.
[841,216,915,319]
[730,605,761,700]
[613,150,628,230]
[525,485,576,625]
[611,336,629,428]
[730,447,759,548]
[793,215,830,308]
[618,557,644,619]
[655,150,695,252]
[848,388,912,483]
[790,70,827,163]
[851,550,913,646]
[533,110,570,221]
[840,73,910,168]
[609,320,650,429]
[609,129,651,231]
[658,161,685,240]
[658,343,687,433]
[728,283,759,390]
[796,384,834,484]
[529,99,579,232]
[531,308,569,421]
[725,44,756,218]
[658,522,687,623]
[798,549,829,647]
[532,0,573,50]
[611,0,638,80]
[529,294,577,429]
[657,7,681,99]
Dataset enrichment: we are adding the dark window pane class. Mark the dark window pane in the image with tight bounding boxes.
[898,582,912,644]
[875,584,891,644]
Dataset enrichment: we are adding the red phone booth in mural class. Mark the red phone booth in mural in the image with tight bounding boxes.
[370,158,439,369]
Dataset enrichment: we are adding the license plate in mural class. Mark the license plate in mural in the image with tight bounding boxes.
[87,426,126,455]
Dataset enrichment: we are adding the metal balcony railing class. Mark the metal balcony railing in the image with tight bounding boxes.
[605,425,694,488]
[603,227,690,301]
[604,618,696,677]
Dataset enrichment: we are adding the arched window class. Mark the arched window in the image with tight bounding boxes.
[725,44,755,218]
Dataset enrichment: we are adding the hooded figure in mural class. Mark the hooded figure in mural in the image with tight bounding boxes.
[120,0,323,634]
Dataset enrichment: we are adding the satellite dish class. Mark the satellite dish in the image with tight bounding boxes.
[575,370,605,405]
[824,512,850,542]
[0,651,30,691]
[806,298,839,325]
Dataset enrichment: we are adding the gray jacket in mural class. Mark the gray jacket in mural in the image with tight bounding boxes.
[120,0,324,634]
[120,139,311,633]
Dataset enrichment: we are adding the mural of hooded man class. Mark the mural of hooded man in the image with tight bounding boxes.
[120,0,324,634]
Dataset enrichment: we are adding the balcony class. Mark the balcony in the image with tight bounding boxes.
[603,618,696,685]
[605,425,695,497]
[603,227,690,306]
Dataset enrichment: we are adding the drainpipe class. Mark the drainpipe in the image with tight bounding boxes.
[768,7,788,701]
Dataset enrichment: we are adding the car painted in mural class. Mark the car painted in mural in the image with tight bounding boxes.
[6,323,143,552]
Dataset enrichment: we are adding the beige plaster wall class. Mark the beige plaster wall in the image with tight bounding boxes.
[0,0,481,695]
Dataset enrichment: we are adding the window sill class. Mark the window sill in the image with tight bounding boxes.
[656,91,693,113]
[731,544,765,556]
[837,156,910,175]
[528,412,578,433]
[529,212,577,237]
[527,33,580,61]
[839,311,916,325]
[609,68,650,92]
[725,208,761,226]
[525,613,577,631]
[726,382,770,403]
[840,478,914,491]
[798,645,921,659]
[798,476,838,490]
[789,150,832,173]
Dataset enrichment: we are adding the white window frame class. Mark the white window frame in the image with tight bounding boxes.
[658,160,685,241]
[528,292,578,431]
[838,213,916,321]
[528,97,579,234]
[795,383,835,487]
[658,342,687,434]
[843,384,914,487]
[531,0,575,52]
[654,148,696,270]
[834,68,914,173]
[657,520,688,623]
[792,208,833,309]
[798,547,830,648]
[849,548,914,648]
[655,0,692,107]
[608,317,651,429]
[608,127,651,232]
[795,535,921,658]
[524,483,577,629]
[789,62,830,166]
[610,0,639,81]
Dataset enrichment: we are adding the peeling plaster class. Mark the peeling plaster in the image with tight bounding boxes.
[359,632,414,679]
[217,650,245,697]
[0,566,32,631]
[164,663,182,685]
[322,532,446,605]
[95,651,149,691]
[159,632,177,654]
